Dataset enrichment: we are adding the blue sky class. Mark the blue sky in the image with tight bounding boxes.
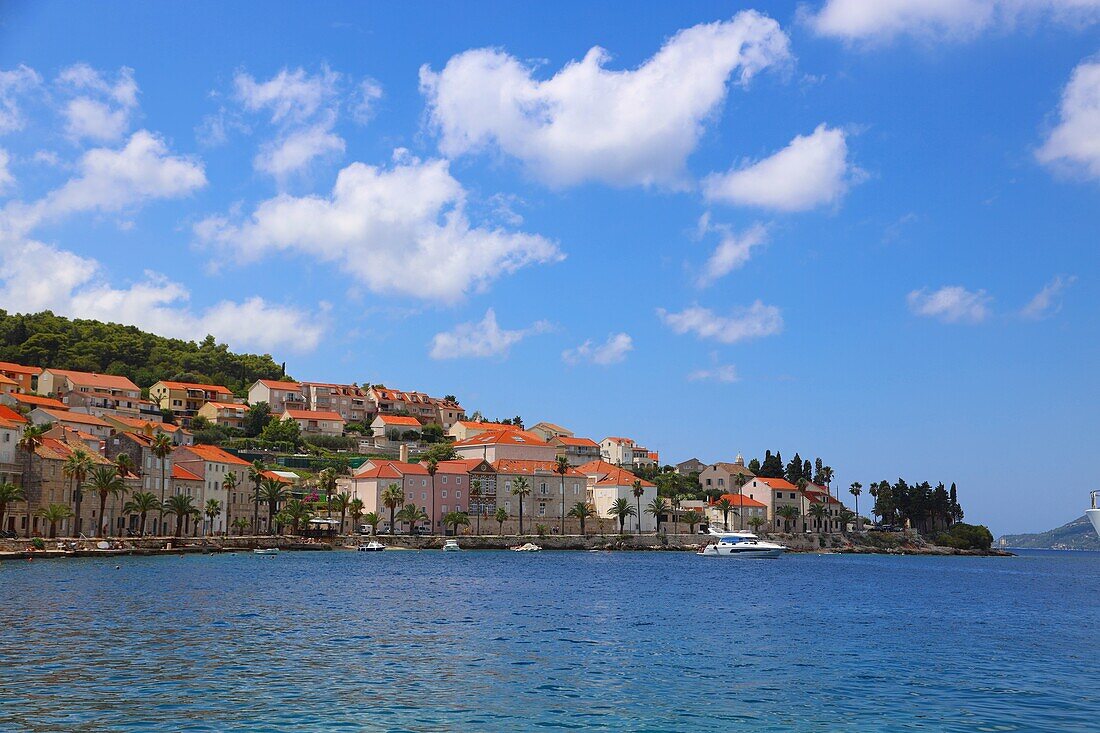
[1,1,1098,534]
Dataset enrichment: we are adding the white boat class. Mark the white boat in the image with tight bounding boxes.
[357,541,385,552]
[698,530,786,559]
[442,539,461,551]
[1087,491,1100,539]
[253,548,279,555]
[512,542,542,552]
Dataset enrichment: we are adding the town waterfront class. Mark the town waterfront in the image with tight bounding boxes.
[1,549,1097,732]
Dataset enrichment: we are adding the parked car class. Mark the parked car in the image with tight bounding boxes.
[872,523,901,532]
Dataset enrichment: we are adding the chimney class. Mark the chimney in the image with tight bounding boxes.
[399,444,409,463]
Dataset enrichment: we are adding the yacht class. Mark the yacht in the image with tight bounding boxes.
[357,541,386,552]
[698,529,787,559]
[1088,491,1100,539]
[253,548,279,556]
[442,539,461,551]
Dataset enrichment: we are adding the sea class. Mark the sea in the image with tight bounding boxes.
[0,548,1097,732]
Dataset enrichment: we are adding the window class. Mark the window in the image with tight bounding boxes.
[441,490,448,498]
[455,505,462,512]
[718,478,724,486]
[537,504,546,516]
[442,505,448,513]
[455,491,461,499]
[574,483,580,494]
[421,492,427,501]
[442,476,448,484]
[706,478,712,486]
[422,479,427,486]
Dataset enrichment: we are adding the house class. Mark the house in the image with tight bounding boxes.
[148,380,235,426]
[0,411,25,491]
[300,382,370,424]
[528,421,573,442]
[36,369,144,418]
[0,361,41,393]
[367,385,465,429]
[698,456,755,494]
[549,435,601,466]
[246,379,307,414]
[173,444,253,535]
[453,428,557,463]
[600,437,635,465]
[740,476,801,530]
[351,459,467,535]
[447,420,518,442]
[63,388,156,420]
[675,458,706,476]
[196,401,250,429]
[103,415,193,446]
[576,460,658,533]
[801,482,847,532]
[492,458,588,531]
[633,449,658,469]
[371,414,422,440]
[281,409,345,437]
[42,425,102,454]
[28,407,112,439]
[0,374,17,395]
[707,494,768,531]
[1,392,68,413]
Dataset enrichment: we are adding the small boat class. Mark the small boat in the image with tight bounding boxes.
[357,541,385,552]
[442,539,461,551]
[511,542,542,552]
[253,548,279,556]
[698,530,786,559]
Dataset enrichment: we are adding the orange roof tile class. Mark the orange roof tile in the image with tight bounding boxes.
[206,401,249,411]
[283,409,345,421]
[373,414,420,426]
[0,374,16,386]
[45,369,139,392]
[0,405,27,423]
[714,493,767,508]
[256,379,302,391]
[0,361,42,376]
[754,476,798,491]
[454,420,519,430]
[9,393,67,409]
[493,459,586,477]
[172,464,203,481]
[156,380,234,394]
[178,444,251,466]
[353,459,429,479]
[576,460,654,487]
[553,436,599,448]
[454,428,548,447]
[38,408,110,427]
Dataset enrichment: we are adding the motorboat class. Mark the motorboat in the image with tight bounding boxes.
[442,539,461,551]
[357,541,385,552]
[1088,491,1100,539]
[698,530,786,558]
[512,542,542,552]
[253,548,279,555]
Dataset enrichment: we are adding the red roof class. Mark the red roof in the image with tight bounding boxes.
[9,393,67,409]
[455,420,519,430]
[156,380,233,394]
[0,374,16,386]
[179,444,251,466]
[172,464,203,481]
[454,428,548,447]
[38,408,110,427]
[374,414,421,427]
[602,436,635,445]
[493,459,585,477]
[45,369,139,392]
[256,379,302,391]
[0,405,27,423]
[753,476,797,491]
[0,361,42,376]
[553,436,599,448]
[261,470,294,484]
[713,493,767,508]
[353,459,429,480]
[283,409,345,421]
[576,460,655,487]
[205,401,248,411]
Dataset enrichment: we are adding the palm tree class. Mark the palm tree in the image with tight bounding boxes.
[17,424,46,537]
[396,503,427,536]
[123,491,160,536]
[37,503,73,538]
[443,511,470,537]
[646,497,669,534]
[469,478,482,535]
[204,499,222,536]
[670,494,682,537]
[86,465,127,537]
[349,498,365,533]
[776,505,800,532]
[748,516,765,534]
[283,498,312,535]
[683,510,703,534]
[259,478,288,535]
[511,476,530,535]
[425,458,439,536]
[631,480,645,534]
[554,456,569,534]
[849,482,862,529]
[608,497,636,535]
[63,449,94,537]
[0,481,26,533]
[733,473,749,530]
[222,471,238,537]
[361,511,381,536]
[331,491,352,534]
[318,467,337,518]
[567,501,595,536]
[837,508,856,532]
[162,494,197,537]
[249,459,265,535]
[231,517,250,535]
[382,483,404,536]
[150,433,173,535]
[808,503,828,533]
[114,452,136,480]
[494,507,508,535]
[715,497,734,531]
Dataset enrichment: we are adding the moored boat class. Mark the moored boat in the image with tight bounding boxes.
[442,539,461,551]
[511,542,542,552]
[698,530,786,559]
[253,548,279,555]
[1087,491,1100,539]
[358,541,385,552]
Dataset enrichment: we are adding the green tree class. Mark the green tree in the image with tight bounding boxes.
[63,448,94,536]
[631,480,645,535]
[231,517,251,535]
[260,417,300,448]
[425,458,439,536]
[396,503,427,535]
[733,474,750,530]
[204,499,222,536]
[163,494,198,538]
[318,468,337,517]
[37,503,73,538]
[748,516,765,534]
[123,491,160,536]
[86,465,127,537]
[567,501,595,536]
[776,505,800,532]
[645,497,669,534]
[114,452,136,480]
[469,478,483,535]
[837,508,856,531]
[222,471,237,536]
[248,460,265,534]
[258,478,288,535]
[151,433,173,534]
[848,482,862,528]
[494,507,508,535]
[608,498,636,534]
[785,452,804,485]
[349,498,365,532]
[244,402,272,437]
[0,481,26,533]
[808,502,828,533]
[331,491,352,534]
[683,510,703,534]
[443,511,470,536]
[511,477,531,535]
[715,497,734,532]
[420,443,457,463]
[361,511,381,536]
[282,498,312,535]
[382,483,404,536]
[554,455,570,534]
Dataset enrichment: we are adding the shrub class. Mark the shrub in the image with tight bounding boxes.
[535,523,548,538]
[31,537,45,550]
[935,523,993,550]
[302,434,356,452]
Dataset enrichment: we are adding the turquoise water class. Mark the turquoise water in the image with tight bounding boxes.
[1,549,1098,732]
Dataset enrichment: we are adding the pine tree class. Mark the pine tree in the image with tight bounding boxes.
[785,453,804,484]
[748,458,761,474]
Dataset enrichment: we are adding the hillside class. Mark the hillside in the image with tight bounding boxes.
[0,310,287,395]
[997,515,1100,551]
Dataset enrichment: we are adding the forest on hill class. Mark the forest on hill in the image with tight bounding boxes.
[0,310,287,395]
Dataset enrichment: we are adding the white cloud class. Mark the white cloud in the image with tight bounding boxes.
[351,78,383,124]
[429,308,550,359]
[5,130,206,233]
[254,120,345,179]
[807,0,1100,43]
[697,219,768,286]
[703,125,856,211]
[234,66,339,123]
[0,149,13,193]
[0,65,42,135]
[1021,275,1076,319]
[907,286,992,324]
[57,65,139,143]
[688,364,739,383]
[1037,59,1100,179]
[420,10,791,188]
[562,332,633,365]
[196,153,562,302]
[657,302,783,343]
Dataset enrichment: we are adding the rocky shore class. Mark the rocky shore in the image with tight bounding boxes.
[0,535,332,561]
